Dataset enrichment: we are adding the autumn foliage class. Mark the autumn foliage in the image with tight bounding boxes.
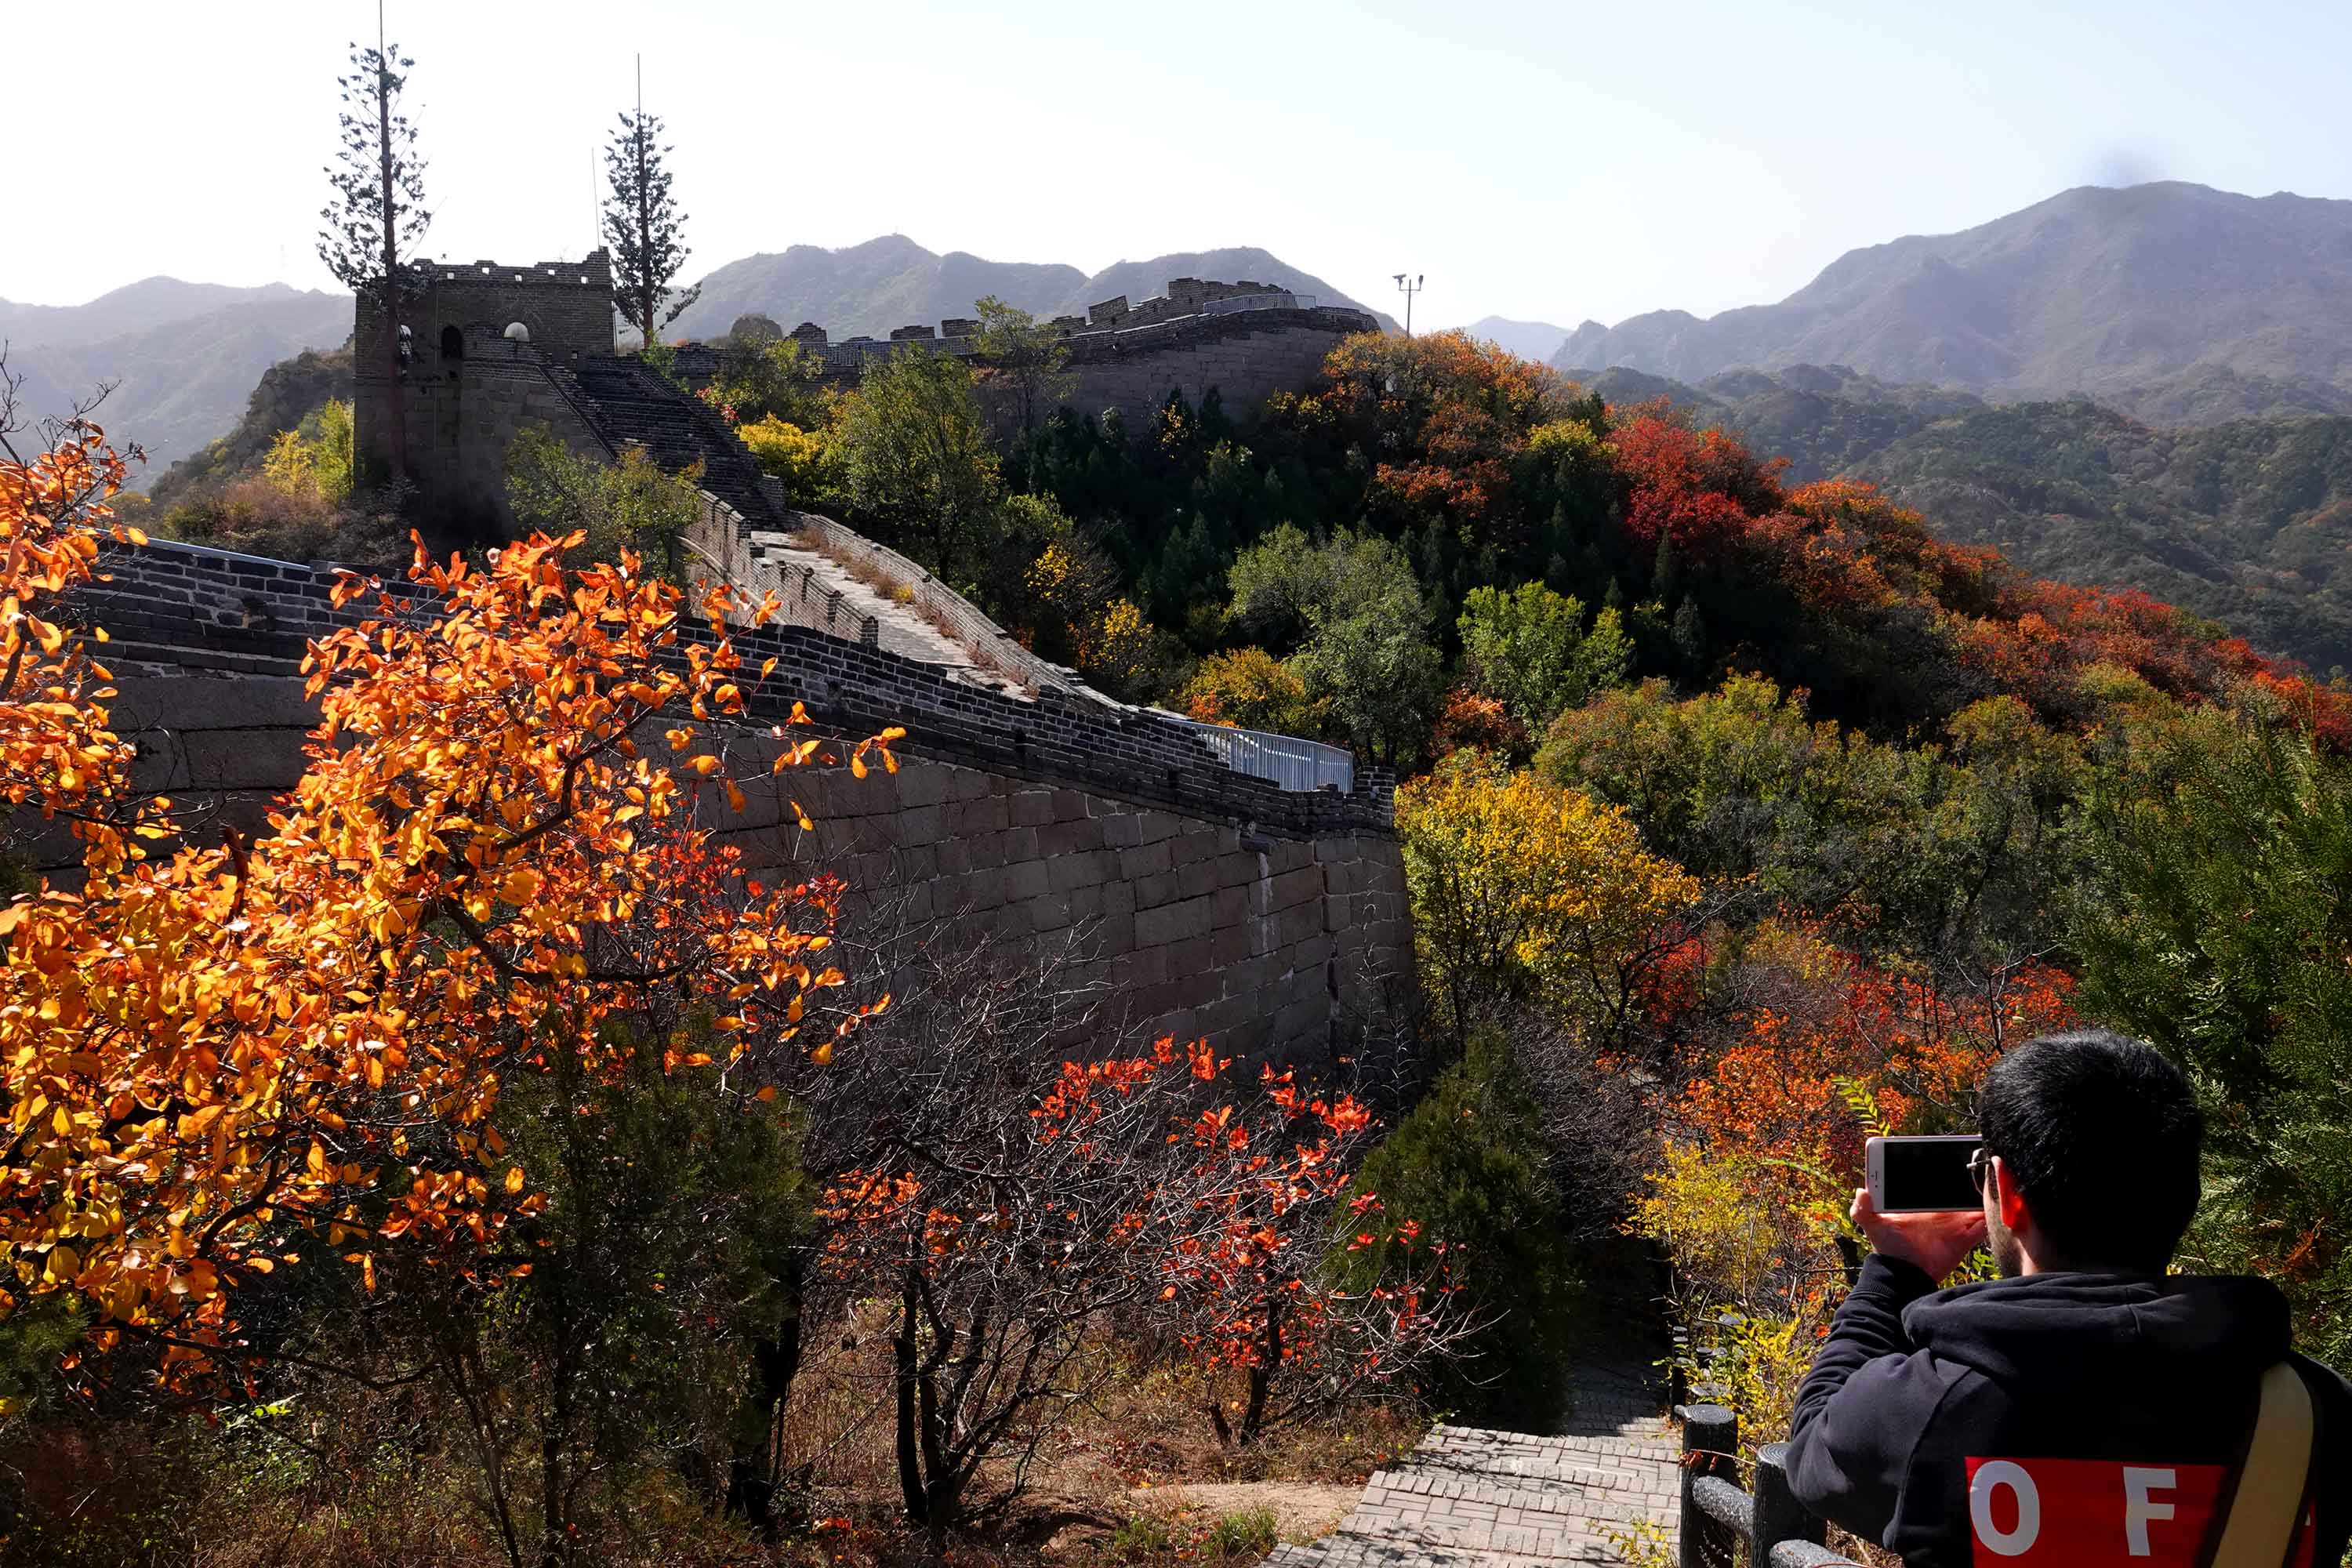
[0,418,898,1381]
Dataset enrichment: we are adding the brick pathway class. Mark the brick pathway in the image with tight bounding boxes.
[1261,1367,1680,1568]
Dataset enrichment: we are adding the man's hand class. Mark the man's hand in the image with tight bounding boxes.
[1850,1188,1986,1283]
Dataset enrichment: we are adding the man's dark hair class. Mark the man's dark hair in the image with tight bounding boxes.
[1977,1029,2203,1273]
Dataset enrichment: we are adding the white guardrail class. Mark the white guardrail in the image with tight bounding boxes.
[1161,713,1354,793]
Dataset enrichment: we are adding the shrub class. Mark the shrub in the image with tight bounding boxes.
[1341,1035,1583,1428]
[155,473,408,568]
[1200,1507,1281,1560]
[736,413,837,506]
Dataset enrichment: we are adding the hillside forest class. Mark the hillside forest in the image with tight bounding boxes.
[9,316,2352,1568]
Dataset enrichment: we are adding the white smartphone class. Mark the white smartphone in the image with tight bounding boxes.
[1865,1134,1983,1214]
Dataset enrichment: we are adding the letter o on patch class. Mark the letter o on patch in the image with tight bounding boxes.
[1969,1461,2042,1556]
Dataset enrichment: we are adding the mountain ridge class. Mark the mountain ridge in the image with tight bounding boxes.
[1553,182,2352,419]
[669,237,1398,339]
[1567,361,2352,674]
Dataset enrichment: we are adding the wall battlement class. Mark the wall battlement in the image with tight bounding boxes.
[672,278,1378,434]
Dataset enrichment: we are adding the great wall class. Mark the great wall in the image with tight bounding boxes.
[60,255,1412,1065]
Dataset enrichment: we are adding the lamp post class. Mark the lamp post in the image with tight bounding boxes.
[1392,273,1424,337]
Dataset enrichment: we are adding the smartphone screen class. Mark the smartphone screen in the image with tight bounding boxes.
[1875,1135,1982,1213]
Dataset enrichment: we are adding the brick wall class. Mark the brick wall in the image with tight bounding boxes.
[356,330,618,533]
[1055,317,1364,430]
[24,665,1409,1062]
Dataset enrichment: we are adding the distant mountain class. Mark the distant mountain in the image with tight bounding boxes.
[1572,361,2352,673]
[1049,249,1397,331]
[1554,183,2352,421]
[3,283,349,477]
[1861,403,2352,676]
[144,347,354,508]
[0,278,328,352]
[667,237,1396,342]
[1465,316,1572,363]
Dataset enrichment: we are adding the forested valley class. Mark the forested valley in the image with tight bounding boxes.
[8,310,2352,1568]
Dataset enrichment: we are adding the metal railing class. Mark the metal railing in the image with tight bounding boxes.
[1678,1406,1862,1568]
[1163,714,1355,793]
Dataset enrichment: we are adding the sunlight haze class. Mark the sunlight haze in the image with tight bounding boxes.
[12,0,2350,330]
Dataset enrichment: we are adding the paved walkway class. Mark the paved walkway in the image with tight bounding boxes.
[1263,1367,1680,1568]
[743,527,1029,691]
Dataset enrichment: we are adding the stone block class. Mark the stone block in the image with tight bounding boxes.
[1218,852,1263,890]
[1271,994,1331,1051]
[1211,884,1252,931]
[1039,817,1105,857]
[1102,812,1143,849]
[1101,879,1136,917]
[1048,849,1112,892]
[1209,924,1255,968]
[1273,901,1323,948]
[1134,870,1178,909]
[1003,826,1039,862]
[1028,895,1073,934]
[1115,946,1171,990]
[895,804,948,845]
[1134,894,1212,949]
[1268,866,1323,913]
[1177,858,1219,899]
[1167,933,1215,981]
[1010,789,1057,827]
[1051,789,1087,822]
[896,765,951,808]
[1118,841,1173,880]
[955,795,1009,835]
[999,859,1051,902]
[1167,829,1210,866]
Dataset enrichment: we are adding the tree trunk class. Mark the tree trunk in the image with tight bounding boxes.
[725,1259,805,1534]
[1239,1295,1286,1446]
[894,1272,928,1526]
[376,60,408,484]
[637,125,657,350]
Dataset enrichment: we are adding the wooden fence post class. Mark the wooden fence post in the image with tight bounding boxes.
[1752,1441,1824,1561]
[1677,1403,1737,1568]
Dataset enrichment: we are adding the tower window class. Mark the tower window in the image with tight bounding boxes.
[439,325,463,361]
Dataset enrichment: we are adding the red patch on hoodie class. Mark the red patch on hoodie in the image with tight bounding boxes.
[1965,1457,2315,1566]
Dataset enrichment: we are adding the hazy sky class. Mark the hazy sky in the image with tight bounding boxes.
[10,0,2350,331]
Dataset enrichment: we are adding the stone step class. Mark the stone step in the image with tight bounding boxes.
[1266,1528,1622,1568]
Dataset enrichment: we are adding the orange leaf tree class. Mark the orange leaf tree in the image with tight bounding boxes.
[0,423,896,1387]
[814,1036,1466,1544]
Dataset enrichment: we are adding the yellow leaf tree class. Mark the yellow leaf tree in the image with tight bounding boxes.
[1394,750,1699,1047]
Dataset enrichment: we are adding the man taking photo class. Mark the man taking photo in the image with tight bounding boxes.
[1786,1029,2352,1566]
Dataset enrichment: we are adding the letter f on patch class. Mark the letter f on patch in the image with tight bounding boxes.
[2123,1468,2176,1557]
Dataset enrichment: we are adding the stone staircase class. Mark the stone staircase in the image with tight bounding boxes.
[737,524,1027,691]
[1262,1368,1680,1568]
[569,357,779,526]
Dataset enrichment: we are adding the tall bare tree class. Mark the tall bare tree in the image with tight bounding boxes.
[602,62,700,349]
[318,22,429,485]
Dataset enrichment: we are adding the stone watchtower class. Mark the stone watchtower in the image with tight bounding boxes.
[353,250,619,532]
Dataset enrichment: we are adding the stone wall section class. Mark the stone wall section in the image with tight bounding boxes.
[357,329,618,532]
[709,749,1410,1062]
[36,673,1408,1063]
[1057,319,1361,429]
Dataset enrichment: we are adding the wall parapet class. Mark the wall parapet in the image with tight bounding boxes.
[66,536,1393,837]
